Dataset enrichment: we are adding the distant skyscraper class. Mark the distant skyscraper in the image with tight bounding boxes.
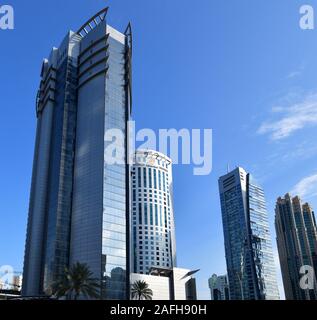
[208,274,229,300]
[275,194,317,300]
[22,8,132,299]
[219,167,280,300]
[131,150,177,275]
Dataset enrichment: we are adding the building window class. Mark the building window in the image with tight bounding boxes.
[149,168,152,188]
[139,203,142,224]
[164,207,167,227]
[138,167,141,187]
[154,170,157,189]
[158,171,161,190]
[155,204,158,226]
[144,203,148,225]
[150,204,153,225]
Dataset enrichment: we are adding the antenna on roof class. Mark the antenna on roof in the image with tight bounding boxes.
[227,163,230,173]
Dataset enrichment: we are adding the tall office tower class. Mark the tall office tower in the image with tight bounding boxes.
[22,8,132,299]
[208,274,229,300]
[218,167,280,300]
[275,194,317,300]
[131,150,177,275]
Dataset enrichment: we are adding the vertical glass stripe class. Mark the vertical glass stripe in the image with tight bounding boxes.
[143,167,147,188]
[150,203,153,225]
[149,168,152,188]
[139,203,142,224]
[144,203,148,225]
[155,204,158,226]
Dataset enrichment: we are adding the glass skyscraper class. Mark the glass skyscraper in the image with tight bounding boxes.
[22,8,132,299]
[131,150,177,275]
[218,167,280,300]
[275,194,317,300]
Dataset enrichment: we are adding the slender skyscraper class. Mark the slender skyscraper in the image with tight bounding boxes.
[131,150,177,275]
[22,8,132,299]
[275,194,317,300]
[219,167,280,300]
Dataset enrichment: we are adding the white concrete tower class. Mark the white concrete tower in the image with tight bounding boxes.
[131,150,177,274]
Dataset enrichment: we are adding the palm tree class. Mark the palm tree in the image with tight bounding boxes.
[51,262,100,300]
[131,280,153,300]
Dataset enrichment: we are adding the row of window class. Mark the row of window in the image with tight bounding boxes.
[132,203,171,228]
[133,166,169,192]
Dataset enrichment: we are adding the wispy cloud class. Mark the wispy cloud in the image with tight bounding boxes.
[286,63,305,80]
[258,91,317,140]
[291,173,317,199]
[287,70,301,79]
[266,141,317,164]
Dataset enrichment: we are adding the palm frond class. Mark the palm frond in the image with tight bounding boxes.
[131,280,153,300]
[50,262,101,300]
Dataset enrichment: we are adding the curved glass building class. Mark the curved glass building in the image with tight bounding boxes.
[131,150,177,275]
[22,8,132,299]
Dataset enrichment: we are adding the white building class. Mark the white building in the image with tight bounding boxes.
[131,267,198,300]
[131,150,176,274]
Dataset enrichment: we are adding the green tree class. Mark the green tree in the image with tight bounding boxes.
[131,280,153,300]
[51,262,100,300]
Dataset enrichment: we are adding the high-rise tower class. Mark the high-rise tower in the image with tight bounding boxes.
[131,150,177,275]
[218,167,280,300]
[275,194,317,300]
[22,8,132,299]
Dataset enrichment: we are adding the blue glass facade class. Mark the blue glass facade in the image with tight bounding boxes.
[102,34,128,300]
[23,32,82,296]
[22,9,132,299]
[219,167,279,300]
[42,55,78,292]
[247,176,280,299]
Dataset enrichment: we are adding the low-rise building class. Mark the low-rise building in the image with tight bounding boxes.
[130,267,198,300]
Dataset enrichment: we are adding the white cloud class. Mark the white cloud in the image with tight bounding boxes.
[258,92,317,140]
[287,70,301,79]
[286,63,305,80]
[274,141,317,163]
[291,173,317,199]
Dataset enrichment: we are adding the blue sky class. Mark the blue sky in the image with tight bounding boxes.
[1,0,317,299]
